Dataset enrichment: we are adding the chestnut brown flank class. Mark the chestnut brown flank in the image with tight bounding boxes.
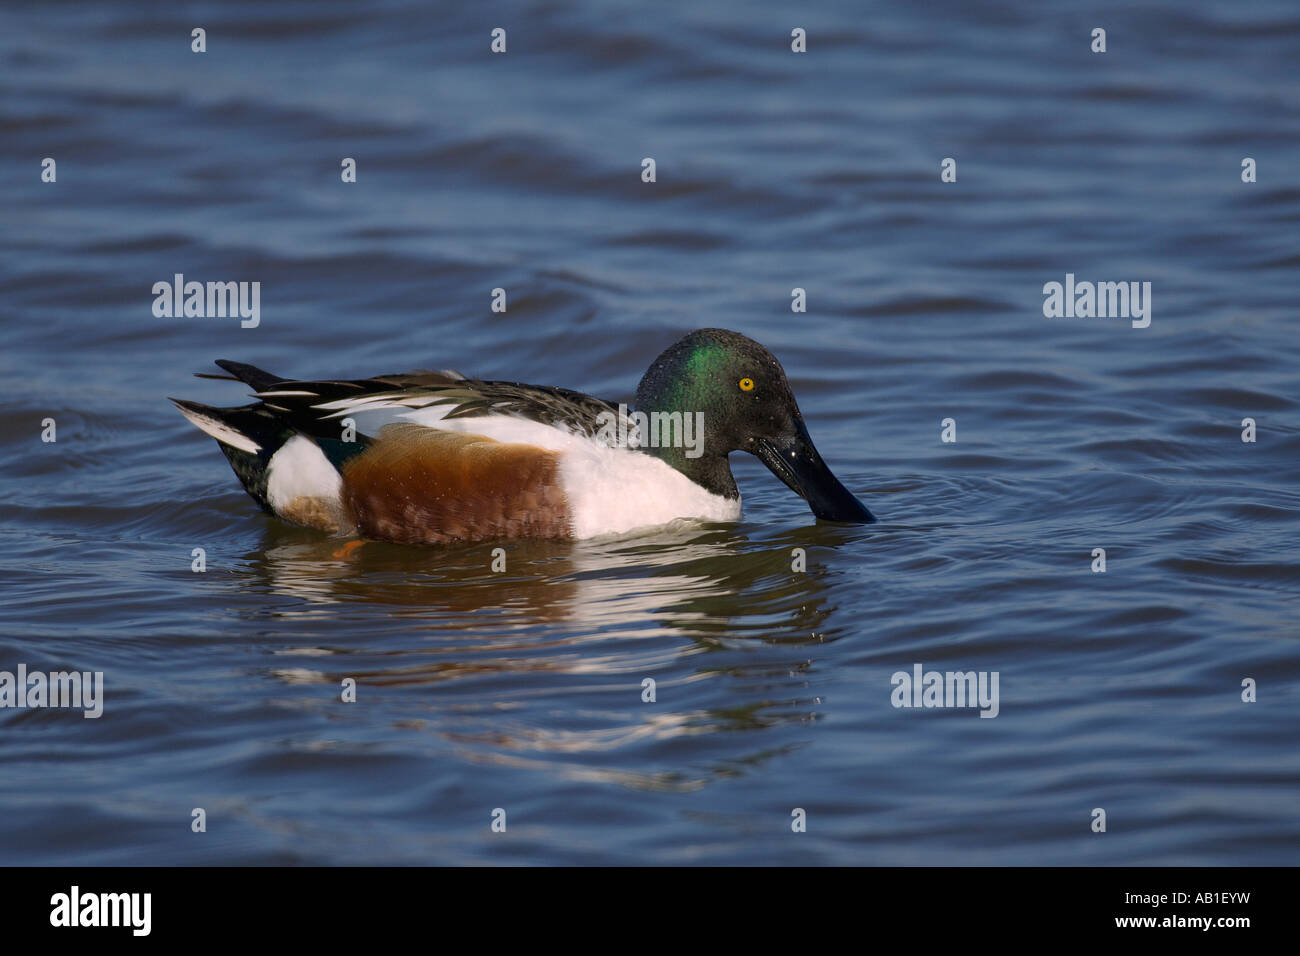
[340,423,572,544]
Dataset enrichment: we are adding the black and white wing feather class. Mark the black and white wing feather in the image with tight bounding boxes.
[215,361,633,441]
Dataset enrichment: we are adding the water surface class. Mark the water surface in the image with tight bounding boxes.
[1,0,1297,864]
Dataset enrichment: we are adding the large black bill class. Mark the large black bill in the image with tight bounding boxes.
[754,423,875,523]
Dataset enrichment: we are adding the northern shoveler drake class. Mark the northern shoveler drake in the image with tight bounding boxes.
[171,328,874,545]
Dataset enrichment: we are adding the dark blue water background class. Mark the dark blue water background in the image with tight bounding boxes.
[1,1,1297,864]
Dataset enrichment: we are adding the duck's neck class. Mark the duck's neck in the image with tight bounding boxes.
[642,445,739,501]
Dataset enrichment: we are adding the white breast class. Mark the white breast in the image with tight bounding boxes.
[557,441,741,539]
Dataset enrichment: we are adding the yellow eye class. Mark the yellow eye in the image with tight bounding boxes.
[739,377,755,392]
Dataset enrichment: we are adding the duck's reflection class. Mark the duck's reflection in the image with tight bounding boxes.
[242,517,874,790]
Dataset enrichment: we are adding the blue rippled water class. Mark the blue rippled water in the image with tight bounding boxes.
[1,0,1297,865]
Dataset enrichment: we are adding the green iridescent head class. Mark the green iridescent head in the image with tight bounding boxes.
[634,329,874,523]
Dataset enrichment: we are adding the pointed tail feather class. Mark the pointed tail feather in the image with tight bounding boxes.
[170,398,270,454]
[213,359,286,393]
[171,398,295,512]
[172,360,375,517]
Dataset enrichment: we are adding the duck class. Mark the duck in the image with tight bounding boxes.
[171,328,874,545]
